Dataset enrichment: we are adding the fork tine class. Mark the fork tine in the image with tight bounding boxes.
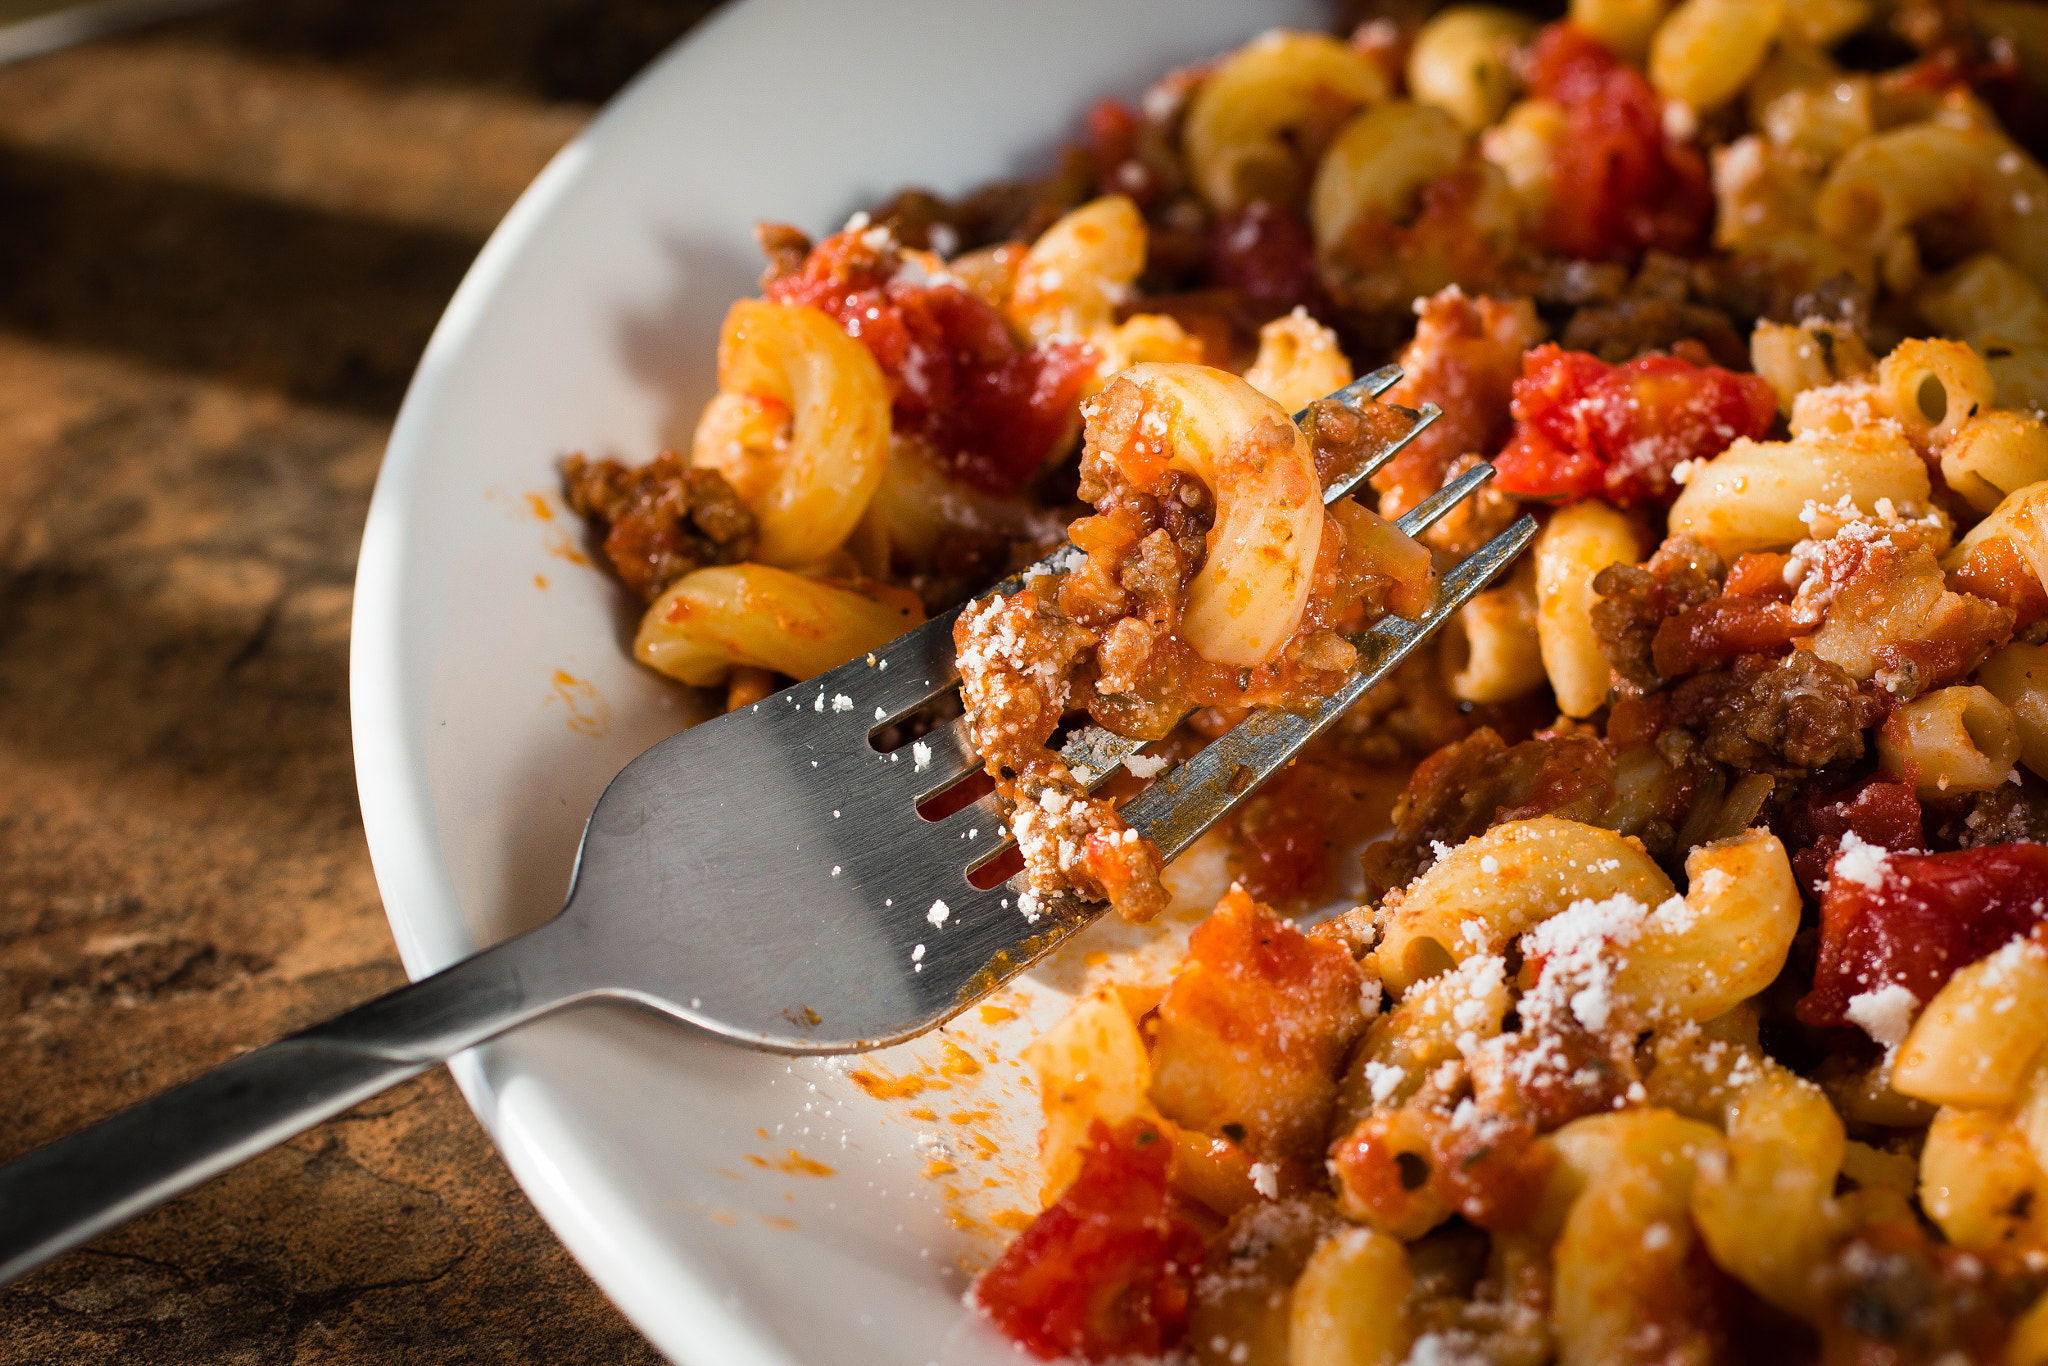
[1294,363,1404,421]
[849,370,1427,725]
[1116,513,1538,864]
[1395,458,1493,537]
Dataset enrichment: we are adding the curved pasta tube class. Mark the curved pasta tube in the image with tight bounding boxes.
[1288,1228,1414,1366]
[1183,30,1389,213]
[1373,817,1676,994]
[1975,643,2048,779]
[1919,1106,2048,1252]
[1920,257,2048,411]
[1877,684,2022,798]
[1534,501,1640,718]
[1613,829,1801,1024]
[634,564,922,686]
[1749,318,1876,416]
[1946,479,2048,584]
[1754,72,1875,162]
[1440,556,1544,704]
[697,299,891,567]
[1649,0,1784,112]
[1892,936,2048,1108]
[1689,1055,1846,1320]
[1544,1110,1728,1364]
[1666,426,1931,556]
[1242,309,1353,415]
[1939,412,2048,513]
[1781,0,1872,44]
[1405,7,1536,132]
[1570,0,1673,60]
[1815,117,2048,298]
[1095,363,1323,666]
[1340,954,1510,1125]
[1021,985,1160,1201]
[1918,252,2048,349]
[1008,195,1147,342]
[1877,337,1996,456]
[1309,100,1469,260]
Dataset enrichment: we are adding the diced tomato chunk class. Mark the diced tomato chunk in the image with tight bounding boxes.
[1493,344,1778,506]
[1524,23,1713,263]
[970,1118,1205,1362]
[1205,199,1326,319]
[1779,775,1924,901]
[766,228,1095,495]
[1798,841,2048,1027]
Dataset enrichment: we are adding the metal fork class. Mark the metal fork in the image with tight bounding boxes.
[0,366,1535,1284]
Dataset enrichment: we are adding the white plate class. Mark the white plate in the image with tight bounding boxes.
[349,2,1327,1361]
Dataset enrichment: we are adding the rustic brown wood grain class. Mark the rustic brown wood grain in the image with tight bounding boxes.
[0,3,720,1360]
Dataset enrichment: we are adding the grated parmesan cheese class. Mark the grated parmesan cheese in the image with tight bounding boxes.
[1124,751,1169,779]
[1844,982,1918,1048]
[1833,831,1892,889]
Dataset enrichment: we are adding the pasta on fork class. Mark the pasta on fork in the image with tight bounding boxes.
[556,3,2048,1361]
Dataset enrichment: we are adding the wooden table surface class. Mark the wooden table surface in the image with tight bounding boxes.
[0,3,723,1360]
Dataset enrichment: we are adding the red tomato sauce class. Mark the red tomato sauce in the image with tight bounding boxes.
[969,1118,1205,1362]
[766,228,1096,496]
[1525,22,1713,264]
[1799,840,2048,1027]
[1493,344,1777,505]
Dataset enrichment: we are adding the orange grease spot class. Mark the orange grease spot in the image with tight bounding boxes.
[545,669,610,738]
[759,1214,799,1230]
[940,1042,982,1077]
[924,1160,958,1178]
[534,573,550,590]
[991,1209,1036,1231]
[525,492,555,521]
[907,1106,938,1121]
[850,1066,947,1099]
[775,1149,835,1177]
[710,1210,739,1226]
[979,1004,1017,1023]
[1084,951,1110,967]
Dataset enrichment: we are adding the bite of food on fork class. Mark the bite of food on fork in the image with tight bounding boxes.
[0,363,1527,1288]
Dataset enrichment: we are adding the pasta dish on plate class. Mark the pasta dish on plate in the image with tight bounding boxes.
[560,0,2048,1360]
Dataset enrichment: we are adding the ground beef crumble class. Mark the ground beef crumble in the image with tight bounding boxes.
[953,589,1169,924]
[561,451,757,602]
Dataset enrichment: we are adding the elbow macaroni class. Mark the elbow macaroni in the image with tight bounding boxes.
[1666,426,1930,555]
[1404,7,1535,132]
[1439,556,1544,703]
[633,564,922,686]
[1309,100,1469,261]
[1241,309,1354,415]
[1182,30,1387,212]
[1373,817,1674,992]
[697,299,892,568]
[1093,364,1324,666]
[1649,0,1784,113]
[1533,501,1639,717]
[1976,643,2048,779]
[1877,684,2022,797]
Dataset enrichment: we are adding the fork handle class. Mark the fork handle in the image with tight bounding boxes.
[0,917,590,1286]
